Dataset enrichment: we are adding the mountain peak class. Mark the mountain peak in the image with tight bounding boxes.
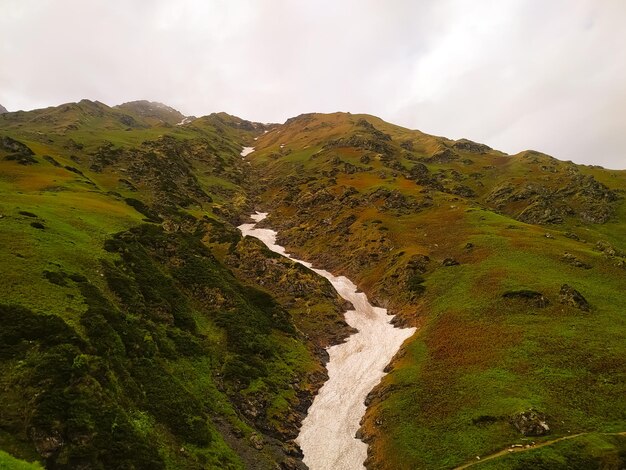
[114,100,186,125]
[0,104,7,114]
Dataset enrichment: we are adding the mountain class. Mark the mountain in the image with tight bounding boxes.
[1,103,625,469]
[0,101,349,469]
[114,100,190,126]
[0,104,7,114]
[249,112,626,469]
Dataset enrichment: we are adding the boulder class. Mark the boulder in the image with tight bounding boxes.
[442,258,460,266]
[561,253,592,269]
[559,284,590,311]
[249,433,264,450]
[510,409,550,436]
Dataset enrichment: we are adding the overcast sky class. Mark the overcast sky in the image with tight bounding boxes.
[1,0,625,168]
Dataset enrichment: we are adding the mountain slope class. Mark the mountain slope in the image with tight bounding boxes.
[114,100,189,126]
[0,102,350,469]
[247,112,626,469]
[1,104,625,469]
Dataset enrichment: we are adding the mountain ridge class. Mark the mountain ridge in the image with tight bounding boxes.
[0,100,625,469]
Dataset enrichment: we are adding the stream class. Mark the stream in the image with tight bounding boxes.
[238,212,416,470]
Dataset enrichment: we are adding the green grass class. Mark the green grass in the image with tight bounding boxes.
[3,105,625,469]
[0,450,43,469]
[474,432,626,469]
[248,111,626,469]
[0,103,349,469]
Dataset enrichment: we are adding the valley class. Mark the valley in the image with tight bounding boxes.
[0,101,625,469]
[239,212,415,469]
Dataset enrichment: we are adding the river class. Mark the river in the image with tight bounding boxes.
[238,212,416,470]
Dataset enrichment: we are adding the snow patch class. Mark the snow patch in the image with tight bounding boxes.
[176,116,194,126]
[238,212,416,470]
[240,146,255,158]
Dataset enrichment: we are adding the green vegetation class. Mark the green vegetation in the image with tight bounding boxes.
[0,450,43,470]
[0,102,347,469]
[474,433,626,469]
[2,103,625,468]
[250,112,626,469]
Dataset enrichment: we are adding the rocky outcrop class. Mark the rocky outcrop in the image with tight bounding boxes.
[510,409,550,436]
[0,104,7,114]
[324,134,393,156]
[0,135,37,164]
[559,284,590,311]
[452,138,491,153]
[1,136,33,155]
[486,174,619,225]
[368,188,431,214]
[419,147,458,164]
[595,240,624,258]
[442,258,460,267]
[561,253,592,269]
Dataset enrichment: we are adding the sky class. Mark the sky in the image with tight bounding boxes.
[1,0,625,169]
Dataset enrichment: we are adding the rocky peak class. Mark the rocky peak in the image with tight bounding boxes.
[114,100,186,125]
[0,104,7,114]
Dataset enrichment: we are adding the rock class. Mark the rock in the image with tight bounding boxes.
[451,184,476,198]
[30,428,64,458]
[1,136,34,155]
[442,258,460,266]
[595,240,622,257]
[510,409,550,436]
[43,155,62,167]
[400,140,414,151]
[561,253,592,269]
[420,147,458,164]
[502,290,550,308]
[452,138,492,153]
[544,233,554,239]
[465,243,474,250]
[324,133,393,156]
[408,162,429,180]
[559,284,590,311]
[280,457,300,470]
[249,433,264,450]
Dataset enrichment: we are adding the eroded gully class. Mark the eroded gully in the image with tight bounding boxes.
[238,212,416,470]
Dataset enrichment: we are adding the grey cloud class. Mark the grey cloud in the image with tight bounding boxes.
[0,0,624,168]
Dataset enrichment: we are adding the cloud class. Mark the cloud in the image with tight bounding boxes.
[0,0,624,168]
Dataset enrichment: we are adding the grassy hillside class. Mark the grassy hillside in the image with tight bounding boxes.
[248,112,626,469]
[2,103,624,469]
[0,103,350,469]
